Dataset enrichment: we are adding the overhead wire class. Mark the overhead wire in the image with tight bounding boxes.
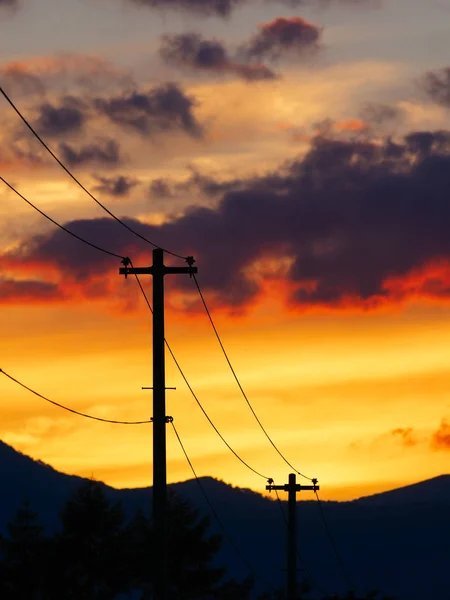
[132,271,271,481]
[314,489,355,593]
[273,488,331,598]
[0,177,125,260]
[0,172,269,481]
[0,86,185,260]
[192,273,314,482]
[0,368,152,425]
[170,420,274,592]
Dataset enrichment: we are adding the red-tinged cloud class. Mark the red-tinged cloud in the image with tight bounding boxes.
[334,119,369,132]
[241,17,321,60]
[160,33,276,81]
[421,66,450,107]
[0,54,134,97]
[0,278,62,304]
[6,128,450,311]
[391,428,418,448]
[431,420,450,450]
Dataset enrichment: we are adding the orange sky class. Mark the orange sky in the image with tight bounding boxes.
[1,0,450,501]
[2,292,450,500]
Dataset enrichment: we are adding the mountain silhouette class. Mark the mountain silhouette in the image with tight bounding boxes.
[1,439,449,600]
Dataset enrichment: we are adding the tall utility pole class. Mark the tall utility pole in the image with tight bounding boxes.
[266,474,319,600]
[120,249,197,600]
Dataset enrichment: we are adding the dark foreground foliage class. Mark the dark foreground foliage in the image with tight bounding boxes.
[0,480,394,600]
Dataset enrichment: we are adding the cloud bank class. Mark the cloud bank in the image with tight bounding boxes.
[5,128,450,311]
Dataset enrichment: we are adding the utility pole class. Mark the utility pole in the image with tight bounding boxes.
[120,249,197,600]
[266,474,319,600]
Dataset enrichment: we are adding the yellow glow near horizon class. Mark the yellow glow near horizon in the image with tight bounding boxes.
[1,295,450,501]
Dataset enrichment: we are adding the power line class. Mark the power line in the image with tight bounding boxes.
[170,420,274,593]
[192,274,314,482]
[0,368,152,425]
[0,175,268,479]
[314,489,355,592]
[0,86,185,260]
[273,488,330,598]
[132,271,270,481]
[0,176,125,260]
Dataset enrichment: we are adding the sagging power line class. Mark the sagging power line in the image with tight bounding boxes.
[171,420,274,592]
[0,368,152,425]
[0,86,185,260]
[193,273,315,482]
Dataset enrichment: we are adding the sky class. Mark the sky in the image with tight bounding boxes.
[1,0,450,501]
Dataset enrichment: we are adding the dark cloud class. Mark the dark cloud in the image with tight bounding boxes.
[126,0,376,17]
[160,33,276,81]
[0,278,61,303]
[149,168,243,198]
[421,67,450,107]
[94,84,202,136]
[149,178,174,199]
[360,102,403,125]
[127,0,241,17]
[35,97,87,137]
[241,17,321,60]
[94,175,140,197]
[431,420,450,450]
[59,139,122,167]
[0,0,19,8]
[8,128,450,310]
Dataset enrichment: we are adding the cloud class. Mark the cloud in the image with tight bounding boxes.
[0,278,62,304]
[94,175,140,197]
[431,420,450,450]
[360,102,403,125]
[0,0,19,8]
[35,97,87,137]
[127,0,241,17]
[149,167,243,199]
[160,33,276,81]
[0,54,134,97]
[59,139,122,167]
[391,427,418,448]
[125,0,376,17]
[421,67,450,108]
[94,84,202,137]
[241,17,321,60]
[7,128,450,311]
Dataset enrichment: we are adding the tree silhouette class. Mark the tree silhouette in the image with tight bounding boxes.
[0,482,397,599]
[0,501,48,599]
[126,491,253,599]
[46,480,129,600]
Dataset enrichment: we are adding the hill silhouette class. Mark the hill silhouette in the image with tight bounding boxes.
[1,440,449,599]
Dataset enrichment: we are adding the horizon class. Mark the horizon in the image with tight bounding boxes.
[3,436,447,502]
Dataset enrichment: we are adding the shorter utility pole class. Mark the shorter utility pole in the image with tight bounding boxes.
[266,474,319,600]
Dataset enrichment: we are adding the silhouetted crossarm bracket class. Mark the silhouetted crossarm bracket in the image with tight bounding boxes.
[266,483,320,492]
[119,265,198,277]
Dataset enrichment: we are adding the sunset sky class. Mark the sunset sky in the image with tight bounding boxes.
[1,0,450,501]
